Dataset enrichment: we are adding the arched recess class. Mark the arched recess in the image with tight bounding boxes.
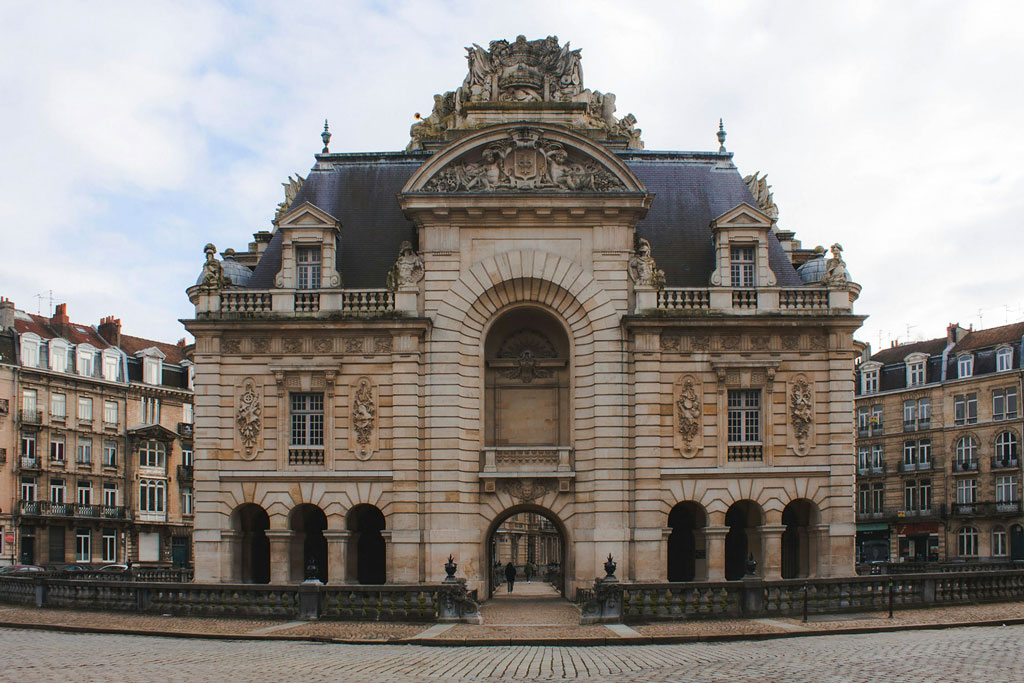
[232,503,270,584]
[401,122,647,194]
[482,504,570,599]
[1011,524,1024,561]
[668,502,708,582]
[347,505,386,584]
[781,498,820,579]
[289,504,328,583]
[725,500,764,580]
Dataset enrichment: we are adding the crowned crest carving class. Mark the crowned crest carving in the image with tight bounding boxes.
[500,478,555,504]
[497,330,558,383]
[236,379,262,459]
[790,376,814,451]
[409,35,642,150]
[422,128,625,193]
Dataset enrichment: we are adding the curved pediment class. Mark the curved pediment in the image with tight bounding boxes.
[403,123,646,194]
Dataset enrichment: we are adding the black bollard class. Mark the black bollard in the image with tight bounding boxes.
[802,583,809,623]
[888,578,894,619]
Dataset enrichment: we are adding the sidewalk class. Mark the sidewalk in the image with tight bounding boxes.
[2,597,1024,646]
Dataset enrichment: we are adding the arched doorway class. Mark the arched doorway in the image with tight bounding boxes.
[484,505,568,598]
[725,500,763,580]
[347,505,386,584]
[289,504,327,583]
[781,499,819,579]
[667,502,707,581]
[233,503,270,584]
[1011,524,1024,561]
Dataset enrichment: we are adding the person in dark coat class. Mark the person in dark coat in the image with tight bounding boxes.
[524,562,534,583]
[504,561,516,592]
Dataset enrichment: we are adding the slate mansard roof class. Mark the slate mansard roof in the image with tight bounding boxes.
[247,149,803,290]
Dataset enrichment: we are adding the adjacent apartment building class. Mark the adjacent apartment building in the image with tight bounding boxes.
[0,298,194,567]
[854,321,1024,564]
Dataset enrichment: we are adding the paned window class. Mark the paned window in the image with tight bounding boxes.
[957,527,979,557]
[182,488,194,516]
[955,437,977,468]
[956,478,977,505]
[102,483,118,507]
[870,405,883,433]
[76,438,91,465]
[102,351,119,381]
[727,390,761,443]
[50,341,68,373]
[50,434,65,462]
[20,335,40,367]
[953,393,977,426]
[21,432,36,459]
[857,406,870,436]
[77,482,92,505]
[903,441,916,467]
[903,400,916,431]
[903,480,917,512]
[290,393,325,446]
[102,530,116,562]
[75,529,91,562]
[993,528,1008,556]
[139,440,166,468]
[142,397,160,424]
[871,444,883,469]
[996,475,1019,504]
[918,398,931,428]
[50,479,65,504]
[857,446,870,471]
[996,347,1013,372]
[908,361,926,386]
[296,246,322,290]
[871,484,885,513]
[993,388,1018,421]
[139,479,165,513]
[995,432,1019,462]
[143,356,162,385]
[76,347,95,377]
[51,393,66,420]
[919,479,932,511]
[918,439,931,466]
[857,484,871,514]
[862,369,878,394]
[103,400,118,425]
[182,449,193,467]
[729,245,755,287]
[77,396,93,422]
[21,478,36,502]
[958,354,974,378]
[103,440,117,467]
[21,388,37,416]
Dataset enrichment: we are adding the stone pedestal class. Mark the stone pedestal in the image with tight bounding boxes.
[298,580,322,619]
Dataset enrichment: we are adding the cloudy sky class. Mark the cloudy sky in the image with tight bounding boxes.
[2,0,1022,349]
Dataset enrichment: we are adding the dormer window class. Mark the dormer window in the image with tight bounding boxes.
[296,246,322,290]
[730,245,755,287]
[996,347,1013,372]
[905,353,927,387]
[957,354,973,379]
[20,333,40,368]
[102,349,120,382]
[862,367,879,394]
[76,345,96,377]
[143,356,163,385]
[50,339,69,373]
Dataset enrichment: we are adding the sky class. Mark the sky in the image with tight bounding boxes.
[1,0,1022,350]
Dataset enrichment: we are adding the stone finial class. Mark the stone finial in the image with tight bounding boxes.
[321,119,331,153]
[717,119,727,153]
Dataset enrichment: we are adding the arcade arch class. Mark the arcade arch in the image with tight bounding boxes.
[347,504,386,584]
[725,500,763,580]
[484,505,569,598]
[232,503,270,584]
[289,504,328,583]
[781,499,820,579]
[667,502,707,581]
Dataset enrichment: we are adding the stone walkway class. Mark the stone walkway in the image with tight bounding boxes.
[1,597,1024,645]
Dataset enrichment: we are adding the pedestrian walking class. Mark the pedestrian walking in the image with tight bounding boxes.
[524,562,534,583]
[504,561,516,592]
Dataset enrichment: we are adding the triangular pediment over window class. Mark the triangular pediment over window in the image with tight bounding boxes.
[711,203,773,229]
[276,201,341,229]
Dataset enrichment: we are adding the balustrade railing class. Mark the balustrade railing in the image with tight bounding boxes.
[727,444,763,462]
[341,289,395,315]
[294,292,320,313]
[18,499,126,519]
[288,448,324,465]
[657,288,710,311]
[779,288,829,311]
[731,289,757,309]
[220,291,272,314]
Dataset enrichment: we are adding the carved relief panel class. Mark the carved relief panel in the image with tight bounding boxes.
[673,375,703,457]
[236,377,263,460]
[789,375,814,455]
[350,377,378,460]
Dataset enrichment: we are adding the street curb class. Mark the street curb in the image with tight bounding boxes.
[2,616,1024,647]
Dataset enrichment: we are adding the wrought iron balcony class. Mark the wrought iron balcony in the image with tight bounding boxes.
[991,456,1020,471]
[177,422,194,437]
[952,460,979,473]
[20,409,42,424]
[950,501,1021,517]
[20,456,39,469]
[18,499,126,519]
[177,464,194,482]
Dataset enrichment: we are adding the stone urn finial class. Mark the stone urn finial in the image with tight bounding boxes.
[603,553,617,582]
[444,554,458,580]
[304,555,320,582]
[745,553,758,577]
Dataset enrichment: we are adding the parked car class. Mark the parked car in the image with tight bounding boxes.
[0,564,46,574]
[46,563,95,573]
[97,563,129,572]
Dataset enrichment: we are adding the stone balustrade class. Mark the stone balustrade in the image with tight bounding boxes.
[656,286,848,315]
[213,288,397,318]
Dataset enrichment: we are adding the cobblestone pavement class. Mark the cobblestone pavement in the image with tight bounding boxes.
[3,623,1023,682]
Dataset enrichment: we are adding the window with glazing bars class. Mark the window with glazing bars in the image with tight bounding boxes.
[729,246,755,287]
[291,393,324,446]
[296,246,322,290]
[727,390,760,443]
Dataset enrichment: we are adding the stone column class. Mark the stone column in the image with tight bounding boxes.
[220,531,240,583]
[705,526,729,581]
[323,530,349,584]
[264,530,292,584]
[760,524,787,580]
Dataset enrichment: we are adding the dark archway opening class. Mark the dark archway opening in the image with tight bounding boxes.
[1011,524,1024,562]
[234,504,270,584]
[668,502,706,581]
[781,499,818,579]
[485,506,568,599]
[725,500,762,581]
[347,505,386,584]
[290,504,328,583]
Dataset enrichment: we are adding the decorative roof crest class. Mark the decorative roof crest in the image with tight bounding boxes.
[743,172,779,223]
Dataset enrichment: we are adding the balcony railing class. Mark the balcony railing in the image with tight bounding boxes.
[220,290,272,314]
[731,290,757,309]
[779,288,829,311]
[18,499,126,519]
[20,409,42,424]
[20,456,39,469]
[856,509,887,521]
[217,288,396,317]
[857,463,886,476]
[950,501,1021,517]
[953,460,979,473]
[481,447,572,473]
[655,286,837,314]
[288,448,324,466]
[177,464,194,482]
[177,422,194,437]
[294,292,320,313]
[991,456,1020,470]
[727,444,763,462]
[340,289,395,315]
[657,288,709,311]
[899,460,932,473]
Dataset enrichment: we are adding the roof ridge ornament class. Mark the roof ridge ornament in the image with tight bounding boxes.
[321,119,331,153]
[717,119,727,153]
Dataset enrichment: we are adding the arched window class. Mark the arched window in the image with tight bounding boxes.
[139,440,166,468]
[955,437,977,470]
[993,526,1008,557]
[995,432,1019,462]
[996,347,1013,372]
[957,527,978,557]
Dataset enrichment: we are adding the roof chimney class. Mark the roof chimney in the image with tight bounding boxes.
[947,322,969,344]
[98,316,122,347]
[0,297,14,331]
[51,302,71,337]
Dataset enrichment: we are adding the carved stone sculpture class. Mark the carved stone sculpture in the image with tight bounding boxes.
[500,478,554,503]
[790,377,814,444]
[497,330,557,383]
[743,172,779,223]
[200,244,230,290]
[352,379,376,455]
[236,380,261,457]
[422,128,624,193]
[386,241,425,290]
[676,377,702,448]
[824,243,848,286]
[275,174,305,219]
[408,36,643,150]
[627,238,665,288]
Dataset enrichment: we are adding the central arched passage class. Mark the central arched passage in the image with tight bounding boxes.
[347,504,386,584]
[725,500,763,580]
[484,505,568,599]
[233,503,270,584]
[289,504,327,583]
[667,502,707,581]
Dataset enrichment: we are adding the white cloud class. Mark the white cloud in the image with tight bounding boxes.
[1,0,1022,345]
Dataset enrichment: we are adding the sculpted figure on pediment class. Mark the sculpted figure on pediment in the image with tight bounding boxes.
[386,241,425,291]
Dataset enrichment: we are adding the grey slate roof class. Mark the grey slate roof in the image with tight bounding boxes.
[247,149,803,289]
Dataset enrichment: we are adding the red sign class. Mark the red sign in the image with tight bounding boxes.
[897,523,938,535]
[4,533,13,544]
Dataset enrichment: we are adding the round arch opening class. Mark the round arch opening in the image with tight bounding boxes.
[725,500,764,580]
[667,501,708,582]
[484,505,569,599]
[781,499,820,579]
[347,505,386,584]
[232,503,270,584]
[289,504,328,583]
